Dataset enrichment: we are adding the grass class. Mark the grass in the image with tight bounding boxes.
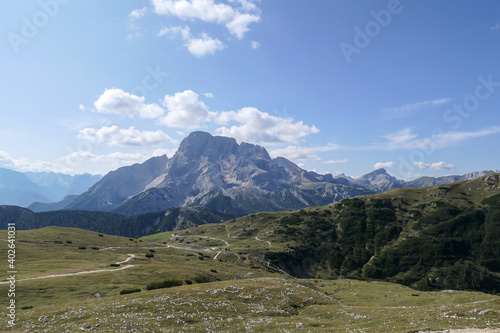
[11,277,500,332]
[1,225,499,332]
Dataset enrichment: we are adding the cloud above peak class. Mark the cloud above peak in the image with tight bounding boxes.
[215,107,320,145]
[93,88,164,119]
[159,90,216,128]
[77,126,178,147]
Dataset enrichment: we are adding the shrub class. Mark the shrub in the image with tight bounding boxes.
[110,263,120,267]
[194,274,218,284]
[210,269,217,273]
[66,240,72,244]
[185,279,193,285]
[92,247,99,250]
[149,249,156,253]
[78,246,86,250]
[120,288,141,295]
[146,278,183,290]
[146,253,154,258]
[21,305,33,310]
[98,234,104,237]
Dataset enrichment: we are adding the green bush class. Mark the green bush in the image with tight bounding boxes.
[146,253,154,258]
[194,274,218,284]
[78,246,86,250]
[120,288,141,295]
[185,279,193,285]
[110,263,120,267]
[146,278,183,290]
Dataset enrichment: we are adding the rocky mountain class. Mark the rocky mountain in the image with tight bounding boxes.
[404,170,500,188]
[67,131,372,216]
[351,168,402,192]
[0,168,101,207]
[0,168,47,207]
[334,168,499,193]
[28,195,79,212]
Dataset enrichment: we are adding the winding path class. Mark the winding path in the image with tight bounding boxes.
[0,254,136,284]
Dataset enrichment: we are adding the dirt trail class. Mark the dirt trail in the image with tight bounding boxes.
[255,236,271,246]
[0,254,136,284]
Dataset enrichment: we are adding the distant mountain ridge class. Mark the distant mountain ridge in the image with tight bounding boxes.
[64,131,499,217]
[334,168,500,193]
[0,168,101,207]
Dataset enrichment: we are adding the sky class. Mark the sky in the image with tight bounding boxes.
[1,0,500,179]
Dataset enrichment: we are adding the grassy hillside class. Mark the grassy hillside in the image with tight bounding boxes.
[150,174,500,293]
[0,205,233,238]
[1,226,499,332]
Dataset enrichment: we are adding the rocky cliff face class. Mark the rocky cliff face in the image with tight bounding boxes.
[68,132,371,216]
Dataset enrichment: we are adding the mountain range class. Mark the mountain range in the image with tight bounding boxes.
[65,131,373,216]
[0,168,101,208]
[2,132,497,222]
[62,131,498,217]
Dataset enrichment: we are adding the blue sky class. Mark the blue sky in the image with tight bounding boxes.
[1,0,500,179]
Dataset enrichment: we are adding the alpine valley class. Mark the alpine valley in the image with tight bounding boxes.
[1,132,500,332]
[1,131,498,237]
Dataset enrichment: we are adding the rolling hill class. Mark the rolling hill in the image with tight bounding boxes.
[153,173,500,293]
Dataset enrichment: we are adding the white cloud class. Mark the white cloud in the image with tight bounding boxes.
[159,90,215,128]
[251,40,260,49]
[231,0,259,12]
[323,158,348,165]
[226,13,260,39]
[381,128,418,149]
[184,34,225,57]
[381,98,451,120]
[158,25,224,57]
[130,7,147,19]
[423,127,500,150]
[490,23,500,31]
[158,25,191,39]
[58,151,149,168]
[203,92,214,98]
[151,0,234,22]
[374,161,395,169]
[77,126,178,147]
[378,126,500,151]
[413,161,455,171]
[0,150,72,174]
[151,0,261,39]
[152,148,177,157]
[269,144,341,162]
[215,107,320,145]
[93,88,164,119]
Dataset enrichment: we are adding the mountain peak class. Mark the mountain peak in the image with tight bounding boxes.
[176,131,238,161]
[367,168,388,176]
